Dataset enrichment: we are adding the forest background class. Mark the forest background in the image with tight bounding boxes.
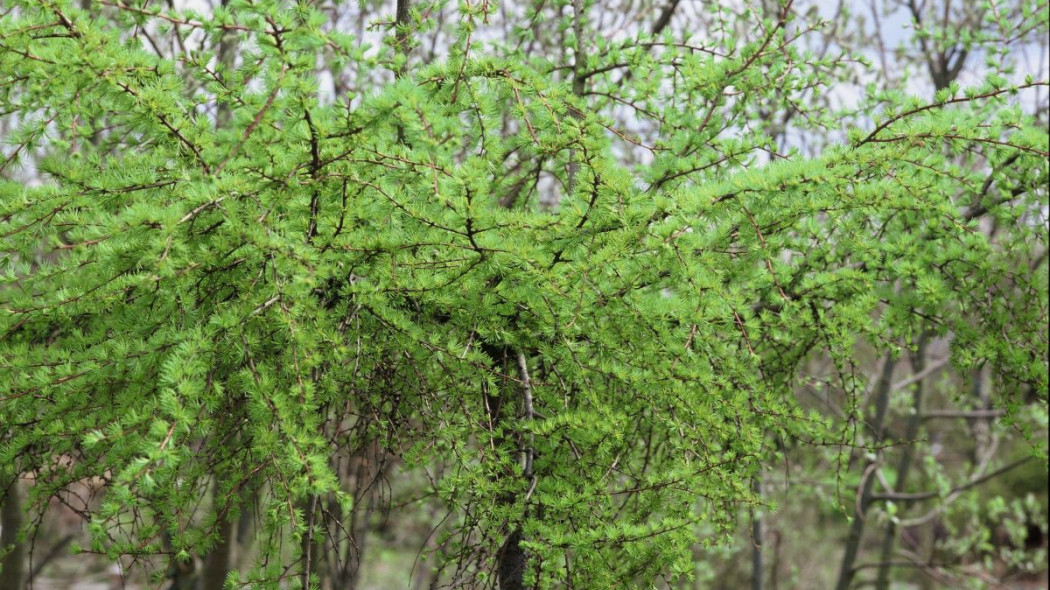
[0,0,1047,589]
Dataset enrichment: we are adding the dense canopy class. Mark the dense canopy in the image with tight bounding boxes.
[1,0,1046,588]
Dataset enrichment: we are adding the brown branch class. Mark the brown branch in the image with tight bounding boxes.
[870,456,1033,503]
[215,67,287,175]
[854,82,1048,148]
[650,0,681,36]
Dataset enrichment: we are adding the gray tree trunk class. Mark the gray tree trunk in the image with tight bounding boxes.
[201,481,235,590]
[834,357,896,590]
[0,476,26,590]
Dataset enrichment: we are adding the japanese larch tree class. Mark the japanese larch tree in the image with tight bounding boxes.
[0,0,1046,588]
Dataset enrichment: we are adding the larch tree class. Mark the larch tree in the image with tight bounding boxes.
[0,0,1046,589]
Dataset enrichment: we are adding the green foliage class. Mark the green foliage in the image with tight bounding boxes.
[0,0,1046,587]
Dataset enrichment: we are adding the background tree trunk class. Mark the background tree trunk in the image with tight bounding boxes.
[874,337,928,590]
[834,356,896,590]
[201,481,235,590]
[0,476,26,590]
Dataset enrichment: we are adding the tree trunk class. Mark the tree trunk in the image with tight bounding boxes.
[751,475,763,590]
[834,356,896,590]
[201,480,235,590]
[498,528,526,590]
[300,494,320,590]
[0,475,26,590]
[874,337,928,590]
[215,0,235,128]
[481,344,534,590]
[393,0,412,78]
[235,489,257,572]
